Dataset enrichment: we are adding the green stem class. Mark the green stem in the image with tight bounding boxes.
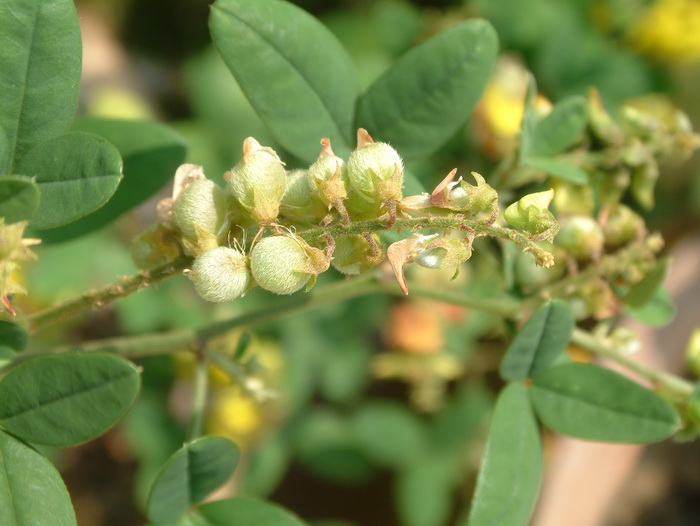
[188,351,209,441]
[570,328,694,401]
[27,256,192,333]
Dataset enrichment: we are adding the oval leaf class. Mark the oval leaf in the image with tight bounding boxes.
[210,0,358,162]
[356,19,498,159]
[531,96,587,156]
[147,436,241,524]
[0,353,141,447]
[17,132,123,229]
[500,300,575,381]
[195,496,309,526]
[530,363,680,443]
[39,118,186,242]
[0,0,81,170]
[0,430,77,526]
[0,175,40,223]
[0,320,28,352]
[466,382,542,526]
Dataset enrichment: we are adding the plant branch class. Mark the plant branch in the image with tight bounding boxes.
[26,255,192,333]
[188,350,209,441]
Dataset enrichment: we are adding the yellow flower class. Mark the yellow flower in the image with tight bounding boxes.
[628,0,700,62]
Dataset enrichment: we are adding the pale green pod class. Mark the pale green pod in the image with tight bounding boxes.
[190,246,250,302]
[279,169,326,225]
[556,215,604,260]
[331,234,383,275]
[250,236,311,295]
[173,178,227,242]
[346,139,403,203]
[603,204,644,247]
[227,137,287,225]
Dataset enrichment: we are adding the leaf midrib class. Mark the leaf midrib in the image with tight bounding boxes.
[214,3,350,144]
[0,369,132,422]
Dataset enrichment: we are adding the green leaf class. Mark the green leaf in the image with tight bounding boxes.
[465,382,542,526]
[530,363,680,443]
[0,0,81,170]
[0,321,28,352]
[36,118,186,243]
[147,436,241,524]
[530,96,587,156]
[500,300,575,381]
[0,353,141,447]
[517,75,538,160]
[396,453,455,526]
[351,399,429,468]
[210,0,358,162]
[194,496,309,526]
[17,133,123,230]
[625,286,675,327]
[523,157,588,185]
[0,175,40,223]
[625,257,669,308]
[0,430,77,526]
[356,19,498,159]
[0,128,9,175]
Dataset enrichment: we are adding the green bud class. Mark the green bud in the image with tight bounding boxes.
[250,235,330,295]
[227,137,286,225]
[173,177,227,254]
[514,241,566,292]
[279,169,326,226]
[190,246,251,303]
[631,157,659,210]
[331,234,383,275]
[555,215,604,260]
[587,88,623,146]
[603,204,645,247]
[346,129,403,204]
[308,138,348,210]
[414,237,472,270]
[504,189,559,241]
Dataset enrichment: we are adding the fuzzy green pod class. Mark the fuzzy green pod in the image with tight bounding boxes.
[556,215,604,260]
[190,246,251,302]
[172,178,227,255]
[504,189,559,241]
[331,234,383,275]
[250,235,328,295]
[279,169,327,225]
[603,204,645,247]
[227,137,286,225]
[308,138,348,208]
[346,129,403,204]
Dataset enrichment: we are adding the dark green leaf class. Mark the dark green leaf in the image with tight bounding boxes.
[625,257,669,308]
[17,133,122,229]
[0,321,28,352]
[396,453,455,526]
[531,96,587,156]
[465,382,542,526]
[356,19,498,159]
[195,496,309,526]
[351,399,429,468]
[0,129,9,175]
[0,353,140,447]
[37,118,186,242]
[531,363,680,443]
[523,157,588,185]
[0,175,40,223]
[0,430,77,526]
[0,0,81,170]
[210,0,358,162]
[147,436,241,524]
[500,300,575,381]
[625,286,675,327]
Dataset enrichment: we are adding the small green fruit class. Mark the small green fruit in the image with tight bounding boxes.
[227,137,286,225]
[190,246,250,302]
[346,129,403,204]
[556,215,604,260]
[250,236,319,295]
[173,178,227,252]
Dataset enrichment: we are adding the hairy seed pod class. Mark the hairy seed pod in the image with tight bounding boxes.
[346,130,404,203]
[556,215,604,260]
[190,246,250,302]
[250,236,313,295]
[227,137,286,225]
[173,178,227,244]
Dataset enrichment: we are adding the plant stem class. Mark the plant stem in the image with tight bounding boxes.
[188,351,209,441]
[26,256,192,333]
[570,328,694,401]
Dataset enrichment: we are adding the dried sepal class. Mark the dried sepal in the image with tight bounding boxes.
[387,234,439,294]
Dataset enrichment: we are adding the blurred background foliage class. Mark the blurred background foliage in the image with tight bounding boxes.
[18,0,700,525]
